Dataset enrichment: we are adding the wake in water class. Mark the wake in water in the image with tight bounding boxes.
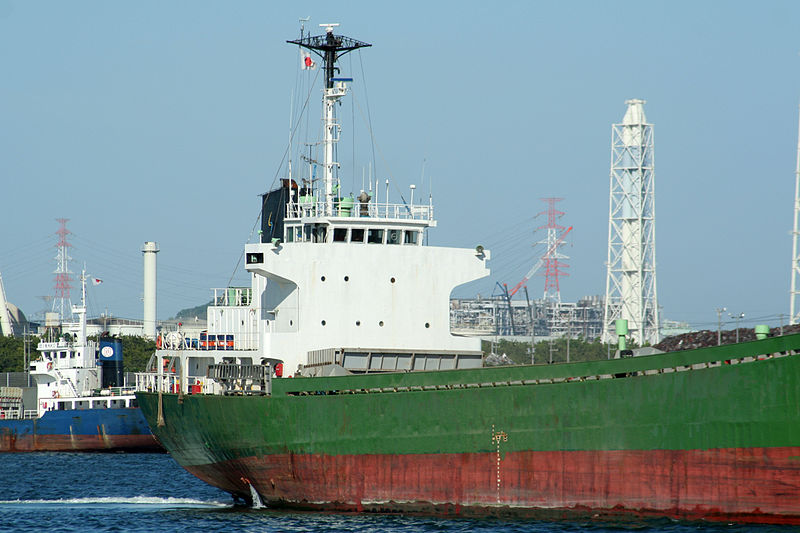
[0,496,229,509]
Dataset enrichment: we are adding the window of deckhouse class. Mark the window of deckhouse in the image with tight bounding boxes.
[314,225,328,243]
[367,229,384,244]
[333,228,348,242]
[351,228,365,243]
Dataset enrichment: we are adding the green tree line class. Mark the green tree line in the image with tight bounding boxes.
[0,335,25,372]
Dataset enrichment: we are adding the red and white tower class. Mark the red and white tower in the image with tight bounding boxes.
[52,218,74,320]
[537,198,570,303]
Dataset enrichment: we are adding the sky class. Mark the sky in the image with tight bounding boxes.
[1,1,799,333]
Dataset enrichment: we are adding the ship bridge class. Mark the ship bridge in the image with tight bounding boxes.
[258,178,436,247]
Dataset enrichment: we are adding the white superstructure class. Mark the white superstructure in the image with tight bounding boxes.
[25,272,137,418]
[139,24,490,394]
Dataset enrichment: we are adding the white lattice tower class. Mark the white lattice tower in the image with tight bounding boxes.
[52,218,74,320]
[602,100,660,345]
[789,105,800,324]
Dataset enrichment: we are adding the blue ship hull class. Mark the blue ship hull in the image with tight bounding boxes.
[0,407,161,452]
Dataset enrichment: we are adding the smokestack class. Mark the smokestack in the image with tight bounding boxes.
[142,241,159,339]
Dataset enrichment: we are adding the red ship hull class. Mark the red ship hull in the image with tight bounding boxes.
[183,446,800,524]
[1,433,161,452]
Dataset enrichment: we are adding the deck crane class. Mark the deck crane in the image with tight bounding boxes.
[507,226,572,298]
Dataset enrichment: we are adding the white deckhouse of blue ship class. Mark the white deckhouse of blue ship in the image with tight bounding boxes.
[28,272,137,417]
[140,24,490,393]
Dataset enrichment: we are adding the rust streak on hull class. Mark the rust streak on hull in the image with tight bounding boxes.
[0,434,161,452]
[182,446,800,524]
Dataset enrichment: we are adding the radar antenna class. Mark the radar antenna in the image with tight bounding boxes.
[287,24,371,88]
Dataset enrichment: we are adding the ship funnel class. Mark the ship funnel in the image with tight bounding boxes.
[99,337,124,388]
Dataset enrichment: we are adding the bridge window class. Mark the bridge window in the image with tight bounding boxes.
[367,229,384,244]
[351,228,365,243]
[314,225,327,243]
[333,228,348,242]
[387,229,401,245]
[404,230,419,245]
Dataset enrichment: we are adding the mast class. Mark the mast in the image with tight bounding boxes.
[288,24,371,216]
[73,270,87,348]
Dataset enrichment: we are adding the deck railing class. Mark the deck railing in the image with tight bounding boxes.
[286,199,433,221]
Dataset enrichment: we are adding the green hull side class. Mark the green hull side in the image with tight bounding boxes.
[137,335,800,467]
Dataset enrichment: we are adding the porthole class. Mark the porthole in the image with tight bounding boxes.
[390,277,396,284]
[425,322,430,328]
[379,321,384,327]
[290,320,293,326]
[321,276,326,282]
[356,320,361,326]
[321,320,326,326]
[344,275,349,282]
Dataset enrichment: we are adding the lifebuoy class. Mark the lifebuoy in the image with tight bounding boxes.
[46,362,53,371]
[52,390,60,398]
[156,335,162,349]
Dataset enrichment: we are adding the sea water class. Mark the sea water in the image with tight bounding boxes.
[0,453,795,533]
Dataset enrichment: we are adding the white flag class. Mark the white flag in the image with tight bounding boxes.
[301,50,316,70]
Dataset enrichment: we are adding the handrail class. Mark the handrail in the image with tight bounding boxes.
[286,199,433,221]
[52,368,80,398]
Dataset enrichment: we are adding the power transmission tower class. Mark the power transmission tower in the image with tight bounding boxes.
[52,218,74,321]
[537,198,571,337]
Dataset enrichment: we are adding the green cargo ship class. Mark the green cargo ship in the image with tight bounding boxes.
[138,334,800,523]
[136,25,800,524]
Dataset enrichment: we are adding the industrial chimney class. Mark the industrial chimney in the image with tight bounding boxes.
[142,241,159,339]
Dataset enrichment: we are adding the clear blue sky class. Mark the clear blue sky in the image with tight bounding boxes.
[1,1,799,332]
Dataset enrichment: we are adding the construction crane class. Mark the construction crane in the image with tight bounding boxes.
[508,226,573,298]
[494,282,515,335]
